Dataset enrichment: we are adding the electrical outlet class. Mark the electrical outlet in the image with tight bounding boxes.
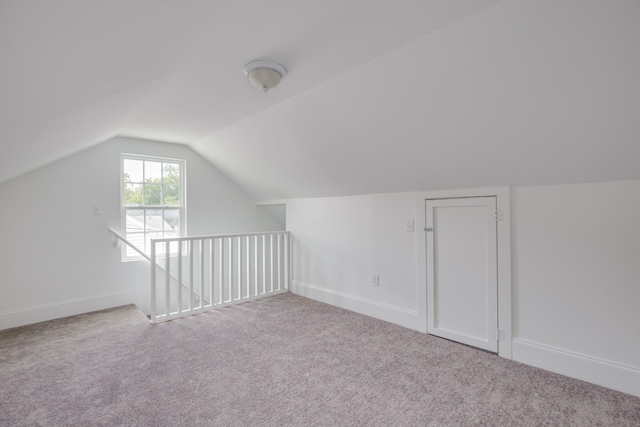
[372,275,380,287]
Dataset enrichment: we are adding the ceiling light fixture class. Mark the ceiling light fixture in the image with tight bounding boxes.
[243,60,287,93]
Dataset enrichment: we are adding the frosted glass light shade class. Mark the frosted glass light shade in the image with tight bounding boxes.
[243,60,287,93]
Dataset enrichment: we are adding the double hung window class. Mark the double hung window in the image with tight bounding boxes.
[121,155,185,259]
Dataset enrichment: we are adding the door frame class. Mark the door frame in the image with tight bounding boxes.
[415,187,512,359]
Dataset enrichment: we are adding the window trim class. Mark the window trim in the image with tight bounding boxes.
[120,153,187,261]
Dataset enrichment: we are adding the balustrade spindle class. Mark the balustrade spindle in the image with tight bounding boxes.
[189,240,194,310]
[135,231,289,323]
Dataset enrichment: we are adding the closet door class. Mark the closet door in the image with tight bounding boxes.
[426,197,498,352]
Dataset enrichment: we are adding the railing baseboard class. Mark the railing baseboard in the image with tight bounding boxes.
[150,289,289,323]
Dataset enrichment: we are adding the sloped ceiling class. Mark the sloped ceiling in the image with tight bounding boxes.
[2,1,639,201]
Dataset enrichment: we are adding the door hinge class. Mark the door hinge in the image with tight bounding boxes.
[492,328,505,341]
[493,210,504,222]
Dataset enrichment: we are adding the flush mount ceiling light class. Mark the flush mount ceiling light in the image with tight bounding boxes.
[243,60,287,93]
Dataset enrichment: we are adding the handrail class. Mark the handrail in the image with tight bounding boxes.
[108,226,151,261]
[107,226,206,306]
[149,230,287,243]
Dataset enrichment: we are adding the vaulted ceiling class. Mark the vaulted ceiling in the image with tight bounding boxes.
[2,0,639,201]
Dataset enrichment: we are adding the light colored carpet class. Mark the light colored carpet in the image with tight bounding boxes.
[1,293,638,426]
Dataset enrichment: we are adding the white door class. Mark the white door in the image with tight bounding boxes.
[426,197,498,352]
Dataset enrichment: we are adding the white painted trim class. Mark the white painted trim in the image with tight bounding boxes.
[256,199,289,206]
[416,186,512,358]
[291,281,421,331]
[0,290,134,331]
[512,338,640,398]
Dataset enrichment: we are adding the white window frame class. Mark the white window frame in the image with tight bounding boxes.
[120,154,186,261]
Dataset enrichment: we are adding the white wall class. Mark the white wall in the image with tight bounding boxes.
[286,180,640,397]
[0,136,259,330]
[511,180,640,396]
[288,192,419,329]
[256,204,286,231]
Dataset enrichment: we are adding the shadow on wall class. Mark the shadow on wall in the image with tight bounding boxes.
[257,204,286,231]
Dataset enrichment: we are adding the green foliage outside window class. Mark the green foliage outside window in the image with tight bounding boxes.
[124,163,180,206]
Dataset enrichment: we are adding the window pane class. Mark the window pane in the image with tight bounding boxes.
[143,184,162,205]
[124,183,143,206]
[126,233,145,256]
[145,161,162,183]
[164,209,180,232]
[163,163,180,205]
[126,209,145,233]
[163,184,179,205]
[147,237,165,256]
[124,159,143,183]
[168,240,180,254]
[163,163,180,180]
[144,209,164,232]
[126,244,140,258]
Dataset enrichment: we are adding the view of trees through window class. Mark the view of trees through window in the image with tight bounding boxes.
[122,157,184,258]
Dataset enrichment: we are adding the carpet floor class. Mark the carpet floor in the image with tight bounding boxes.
[1,294,639,426]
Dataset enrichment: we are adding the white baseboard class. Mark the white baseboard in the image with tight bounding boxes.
[512,338,640,398]
[0,290,135,331]
[291,280,421,331]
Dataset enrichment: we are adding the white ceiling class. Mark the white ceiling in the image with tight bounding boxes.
[2,0,639,201]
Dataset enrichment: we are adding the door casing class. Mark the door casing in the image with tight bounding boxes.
[415,187,512,359]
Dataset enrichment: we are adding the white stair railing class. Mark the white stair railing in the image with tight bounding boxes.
[108,226,151,262]
[149,231,290,323]
[108,228,290,323]
[108,227,207,310]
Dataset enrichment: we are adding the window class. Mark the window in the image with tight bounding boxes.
[121,154,185,260]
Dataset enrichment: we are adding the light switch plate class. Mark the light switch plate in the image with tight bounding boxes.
[406,219,415,232]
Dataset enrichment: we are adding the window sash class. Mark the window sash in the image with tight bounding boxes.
[121,154,185,260]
